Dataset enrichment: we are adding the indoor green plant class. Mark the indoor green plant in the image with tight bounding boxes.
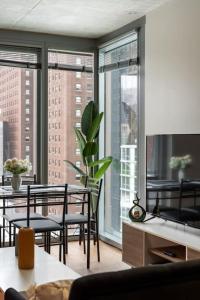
[64,101,112,210]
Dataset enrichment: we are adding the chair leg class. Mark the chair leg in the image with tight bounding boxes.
[2,218,5,247]
[44,233,48,252]
[96,221,100,262]
[62,229,66,265]
[9,222,12,247]
[49,232,51,254]
[79,225,82,245]
[83,225,86,254]
[2,200,5,247]
[59,231,62,261]
[13,226,16,247]
[65,225,68,254]
[44,233,46,251]
[47,232,50,254]
[34,198,36,213]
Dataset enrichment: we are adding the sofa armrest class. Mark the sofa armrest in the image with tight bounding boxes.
[5,288,25,300]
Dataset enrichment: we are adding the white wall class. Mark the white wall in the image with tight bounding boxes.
[145,0,200,135]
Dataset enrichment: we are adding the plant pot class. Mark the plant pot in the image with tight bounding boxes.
[11,174,22,191]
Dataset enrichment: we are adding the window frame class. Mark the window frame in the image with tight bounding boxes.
[98,25,145,246]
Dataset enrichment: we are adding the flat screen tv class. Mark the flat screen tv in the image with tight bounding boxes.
[146,134,200,229]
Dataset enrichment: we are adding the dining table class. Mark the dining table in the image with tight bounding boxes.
[0,184,91,269]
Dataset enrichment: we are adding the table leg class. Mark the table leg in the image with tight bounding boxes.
[87,192,91,269]
[2,199,5,247]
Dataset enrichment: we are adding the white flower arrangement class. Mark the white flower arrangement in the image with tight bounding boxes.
[169,154,192,170]
[4,158,32,175]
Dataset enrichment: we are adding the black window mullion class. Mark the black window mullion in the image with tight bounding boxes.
[0,60,41,69]
[48,63,93,73]
[99,57,138,73]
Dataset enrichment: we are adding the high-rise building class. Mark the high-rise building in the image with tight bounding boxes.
[48,52,94,185]
[0,67,36,174]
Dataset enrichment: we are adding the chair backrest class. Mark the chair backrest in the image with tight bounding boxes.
[179,179,200,210]
[85,178,103,216]
[2,174,37,186]
[26,184,68,227]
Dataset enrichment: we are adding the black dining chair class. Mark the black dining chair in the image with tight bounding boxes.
[12,184,68,264]
[2,174,44,246]
[49,178,103,263]
[177,179,200,223]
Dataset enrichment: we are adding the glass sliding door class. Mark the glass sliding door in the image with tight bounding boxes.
[99,33,139,243]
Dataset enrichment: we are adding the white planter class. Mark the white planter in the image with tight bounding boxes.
[178,169,185,183]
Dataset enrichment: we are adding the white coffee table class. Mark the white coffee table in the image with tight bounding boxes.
[0,246,79,292]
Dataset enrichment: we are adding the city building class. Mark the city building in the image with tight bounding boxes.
[48,52,94,185]
[0,67,36,174]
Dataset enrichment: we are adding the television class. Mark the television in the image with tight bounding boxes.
[146,134,200,229]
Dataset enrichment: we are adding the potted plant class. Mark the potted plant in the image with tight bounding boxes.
[64,101,112,210]
[169,154,192,182]
[4,158,32,191]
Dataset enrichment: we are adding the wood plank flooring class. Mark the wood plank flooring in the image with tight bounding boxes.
[51,240,130,276]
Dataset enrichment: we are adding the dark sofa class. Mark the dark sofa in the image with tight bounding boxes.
[5,259,200,300]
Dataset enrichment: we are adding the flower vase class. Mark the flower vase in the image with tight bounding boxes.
[11,174,22,191]
[178,169,185,183]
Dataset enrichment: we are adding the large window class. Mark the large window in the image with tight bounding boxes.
[99,33,139,243]
[48,51,94,186]
[0,46,40,177]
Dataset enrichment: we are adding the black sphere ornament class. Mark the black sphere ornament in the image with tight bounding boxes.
[129,193,146,222]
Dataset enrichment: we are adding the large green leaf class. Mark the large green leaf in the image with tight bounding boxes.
[88,156,113,167]
[94,158,112,180]
[74,127,86,165]
[87,112,103,142]
[83,141,98,157]
[81,101,98,137]
[64,160,86,176]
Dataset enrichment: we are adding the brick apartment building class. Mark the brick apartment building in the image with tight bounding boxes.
[48,52,94,185]
[0,67,36,172]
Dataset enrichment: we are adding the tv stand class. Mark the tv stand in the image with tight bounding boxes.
[122,216,200,267]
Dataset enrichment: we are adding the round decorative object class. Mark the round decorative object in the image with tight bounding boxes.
[11,174,22,191]
[129,193,146,222]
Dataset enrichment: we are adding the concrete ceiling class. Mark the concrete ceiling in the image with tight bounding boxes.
[0,0,169,38]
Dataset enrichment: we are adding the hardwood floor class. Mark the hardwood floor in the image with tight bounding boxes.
[51,240,130,276]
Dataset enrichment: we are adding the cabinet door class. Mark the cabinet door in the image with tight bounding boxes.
[122,223,144,267]
[187,247,200,260]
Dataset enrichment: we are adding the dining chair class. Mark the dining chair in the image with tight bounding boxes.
[2,174,44,246]
[178,179,200,222]
[49,178,103,263]
[12,184,68,264]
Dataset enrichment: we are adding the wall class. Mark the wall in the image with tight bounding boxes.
[145,0,200,135]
